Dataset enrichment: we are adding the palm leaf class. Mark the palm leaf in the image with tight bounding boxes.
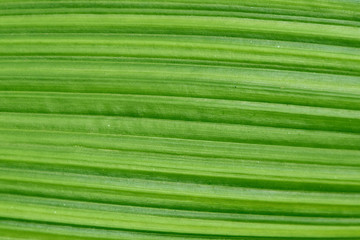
[0,0,360,239]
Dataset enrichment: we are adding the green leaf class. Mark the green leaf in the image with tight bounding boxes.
[0,0,360,239]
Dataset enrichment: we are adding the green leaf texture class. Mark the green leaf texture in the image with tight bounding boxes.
[0,0,360,239]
